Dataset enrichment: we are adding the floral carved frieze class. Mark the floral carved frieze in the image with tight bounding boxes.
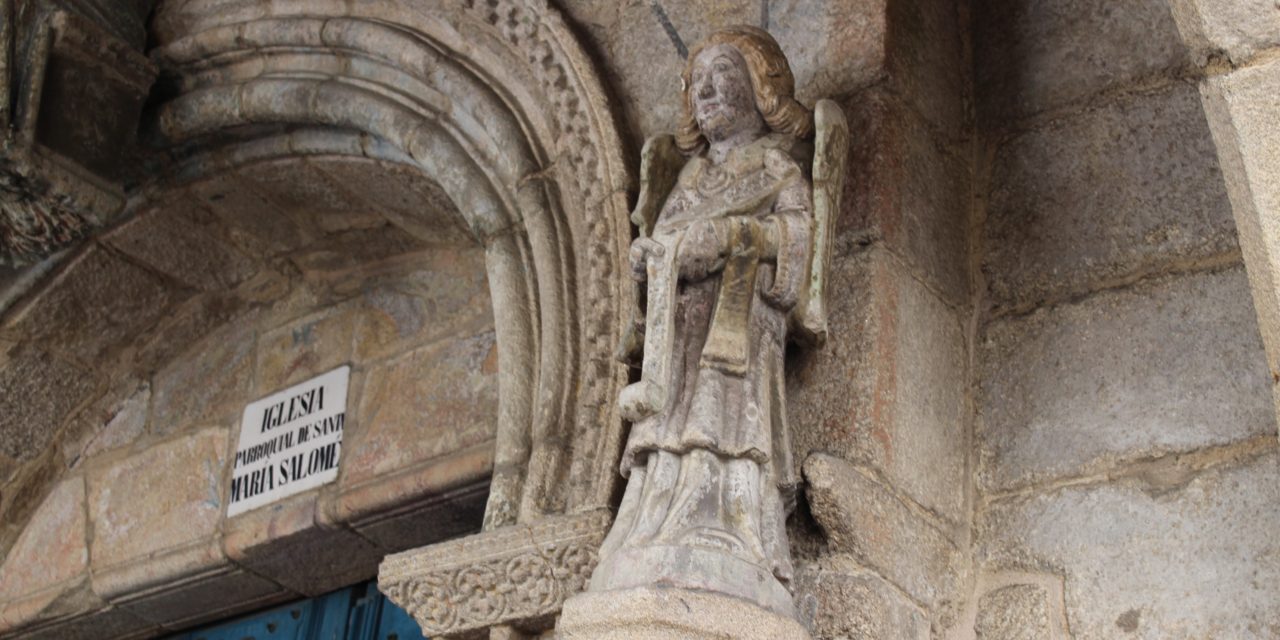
[378,509,611,637]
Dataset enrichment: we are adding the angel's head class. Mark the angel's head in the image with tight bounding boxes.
[676,25,813,155]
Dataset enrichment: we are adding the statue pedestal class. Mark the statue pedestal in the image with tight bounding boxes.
[556,587,811,640]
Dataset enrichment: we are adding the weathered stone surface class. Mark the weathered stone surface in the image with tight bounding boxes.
[351,249,493,364]
[791,556,929,640]
[887,0,968,136]
[150,324,253,434]
[0,344,99,460]
[88,427,291,628]
[132,289,251,376]
[1172,0,1280,64]
[560,0,885,144]
[224,491,384,597]
[0,450,61,556]
[804,453,963,611]
[983,82,1237,309]
[311,158,475,247]
[979,268,1274,492]
[236,158,371,241]
[974,584,1053,640]
[65,381,150,467]
[87,428,229,571]
[0,252,68,319]
[104,203,258,292]
[790,250,967,525]
[344,332,498,487]
[185,172,310,257]
[0,452,16,486]
[1201,56,1280,430]
[106,565,289,631]
[979,451,1280,639]
[339,461,490,552]
[1,247,174,363]
[288,224,429,279]
[11,605,156,640]
[256,302,358,394]
[558,587,810,640]
[843,90,970,304]
[765,2,889,105]
[0,478,86,602]
[974,0,1188,126]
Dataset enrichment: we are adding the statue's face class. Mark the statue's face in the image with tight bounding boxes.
[690,44,761,143]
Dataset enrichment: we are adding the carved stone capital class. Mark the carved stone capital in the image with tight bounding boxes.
[378,509,612,638]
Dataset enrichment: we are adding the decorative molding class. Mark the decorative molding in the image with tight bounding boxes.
[378,509,612,637]
[149,0,632,526]
[457,0,635,517]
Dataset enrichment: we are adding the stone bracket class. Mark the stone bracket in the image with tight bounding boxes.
[378,509,612,638]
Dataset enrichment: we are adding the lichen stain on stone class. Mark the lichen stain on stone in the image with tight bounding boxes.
[1115,608,1141,633]
[482,341,499,375]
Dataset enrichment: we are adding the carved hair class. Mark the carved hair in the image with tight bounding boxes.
[676,25,814,155]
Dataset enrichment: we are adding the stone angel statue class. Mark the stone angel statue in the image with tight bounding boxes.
[588,25,848,622]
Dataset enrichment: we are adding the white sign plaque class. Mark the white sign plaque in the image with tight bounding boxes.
[227,365,350,517]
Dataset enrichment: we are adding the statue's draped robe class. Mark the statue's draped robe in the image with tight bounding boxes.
[598,133,812,585]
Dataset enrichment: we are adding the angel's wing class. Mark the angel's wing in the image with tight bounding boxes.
[792,99,848,347]
[616,134,685,365]
[630,134,684,238]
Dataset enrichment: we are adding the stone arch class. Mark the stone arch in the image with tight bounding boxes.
[0,0,633,636]
[149,0,634,524]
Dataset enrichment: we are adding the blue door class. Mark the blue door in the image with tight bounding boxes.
[166,581,426,640]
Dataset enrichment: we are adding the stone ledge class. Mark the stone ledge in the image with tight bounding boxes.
[557,587,811,640]
[378,509,612,638]
[327,442,494,549]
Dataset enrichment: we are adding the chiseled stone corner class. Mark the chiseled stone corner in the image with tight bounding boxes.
[803,452,964,613]
[1200,56,1280,430]
[791,249,968,529]
[88,427,292,629]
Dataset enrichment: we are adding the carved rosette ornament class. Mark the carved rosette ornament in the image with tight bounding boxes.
[558,26,848,639]
[0,1,155,266]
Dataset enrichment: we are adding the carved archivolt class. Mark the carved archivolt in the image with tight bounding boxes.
[151,0,632,527]
[146,1,633,634]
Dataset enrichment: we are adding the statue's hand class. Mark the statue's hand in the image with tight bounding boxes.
[677,219,727,281]
[629,237,665,282]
